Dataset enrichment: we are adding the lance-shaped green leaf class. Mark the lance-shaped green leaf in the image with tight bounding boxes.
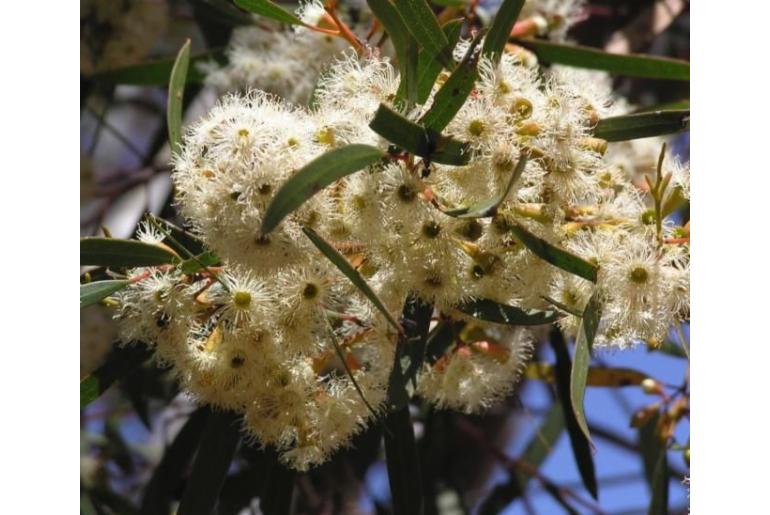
[526,362,650,388]
[369,104,470,165]
[386,296,433,410]
[145,215,206,256]
[384,405,424,515]
[639,413,669,515]
[80,344,152,407]
[368,0,418,104]
[302,227,401,333]
[178,251,221,274]
[455,297,561,326]
[570,291,602,444]
[479,403,565,514]
[81,238,178,268]
[550,329,598,500]
[634,99,690,113]
[178,411,242,515]
[91,50,224,85]
[420,31,483,132]
[593,110,690,142]
[261,144,385,235]
[80,280,130,309]
[395,0,453,68]
[442,154,527,218]
[509,223,598,282]
[513,38,690,81]
[416,20,463,104]
[482,0,526,62]
[234,0,303,25]
[168,39,191,155]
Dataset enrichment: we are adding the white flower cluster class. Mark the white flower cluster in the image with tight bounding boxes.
[113,38,689,469]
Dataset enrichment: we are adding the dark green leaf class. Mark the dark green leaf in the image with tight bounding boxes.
[424,319,464,364]
[259,459,296,515]
[639,413,669,515]
[234,0,303,25]
[513,38,690,80]
[384,406,424,515]
[80,280,130,308]
[455,298,561,326]
[509,223,598,282]
[302,227,401,333]
[179,251,221,274]
[570,291,602,444]
[420,31,483,132]
[593,110,690,142]
[634,99,690,113]
[178,411,242,515]
[368,0,418,104]
[416,20,463,104]
[81,238,178,268]
[146,215,206,256]
[262,144,385,234]
[80,344,152,407]
[90,50,224,85]
[442,154,527,218]
[551,329,598,499]
[168,39,192,155]
[141,409,210,515]
[369,104,470,165]
[482,0,526,62]
[386,296,433,410]
[395,0,453,68]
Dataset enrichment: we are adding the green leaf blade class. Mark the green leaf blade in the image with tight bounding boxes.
[570,291,602,444]
[80,345,152,407]
[509,223,598,282]
[386,296,433,410]
[80,280,130,309]
[395,0,453,68]
[594,110,690,141]
[90,50,223,85]
[234,0,303,25]
[81,238,178,268]
[168,39,191,156]
[384,406,424,515]
[262,144,385,235]
[455,298,562,326]
[416,20,463,104]
[482,0,526,62]
[368,0,418,105]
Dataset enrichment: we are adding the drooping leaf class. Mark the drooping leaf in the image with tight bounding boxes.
[386,296,433,410]
[570,292,602,443]
[513,38,690,81]
[178,251,221,274]
[140,408,210,515]
[302,227,401,333]
[177,411,242,515]
[234,0,303,25]
[261,144,385,234]
[80,280,130,308]
[593,110,690,142]
[384,405,424,515]
[455,297,561,326]
[81,238,178,268]
[509,223,598,282]
[525,362,650,388]
[416,20,463,104]
[369,104,470,165]
[420,31,483,132]
[368,0,419,104]
[168,39,191,155]
[550,329,598,500]
[395,0,453,68]
[639,413,669,515]
[482,0,526,62]
[90,50,224,85]
[442,154,527,218]
[80,344,153,407]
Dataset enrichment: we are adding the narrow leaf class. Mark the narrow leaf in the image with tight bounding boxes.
[442,154,527,218]
[551,329,598,499]
[234,0,303,25]
[179,251,220,274]
[369,104,470,165]
[386,296,433,410]
[168,39,191,155]
[384,406,424,515]
[639,413,669,515]
[525,362,650,388]
[396,0,453,67]
[302,227,401,333]
[593,110,690,142]
[259,460,296,515]
[570,291,602,443]
[455,297,561,326]
[262,144,384,234]
[146,215,206,256]
[634,99,690,113]
[91,50,224,85]
[368,0,418,104]
[513,38,690,80]
[80,344,152,407]
[81,238,178,268]
[178,411,242,515]
[509,223,598,282]
[416,20,463,104]
[482,0,526,62]
[80,280,130,308]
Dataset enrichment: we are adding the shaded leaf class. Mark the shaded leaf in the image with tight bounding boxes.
[80,344,153,407]
[442,154,527,218]
[80,280,130,308]
[302,227,401,332]
[639,413,669,515]
[90,50,224,85]
[178,411,242,515]
[368,0,419,104]
[369,104,470,165]
[593,110,690,142]
[260,458,296,515]
[634,99,690,113]
[234,0,303,25]
[482,0,526,62]
[385,406,424,515]
[424,319,465,364]
[386,296,433,410]
[395,0,453,67]
[570,292,602,443]
[525,362,650,387]
[262,144,385,234]
[146,215,206,256]
[509,223,598,282]
[179,251,221,274]
[168,39,191,155]
[513,38,690,80]
[416,20,463,104]
[455,297,561,326]
[81,238,178,268]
